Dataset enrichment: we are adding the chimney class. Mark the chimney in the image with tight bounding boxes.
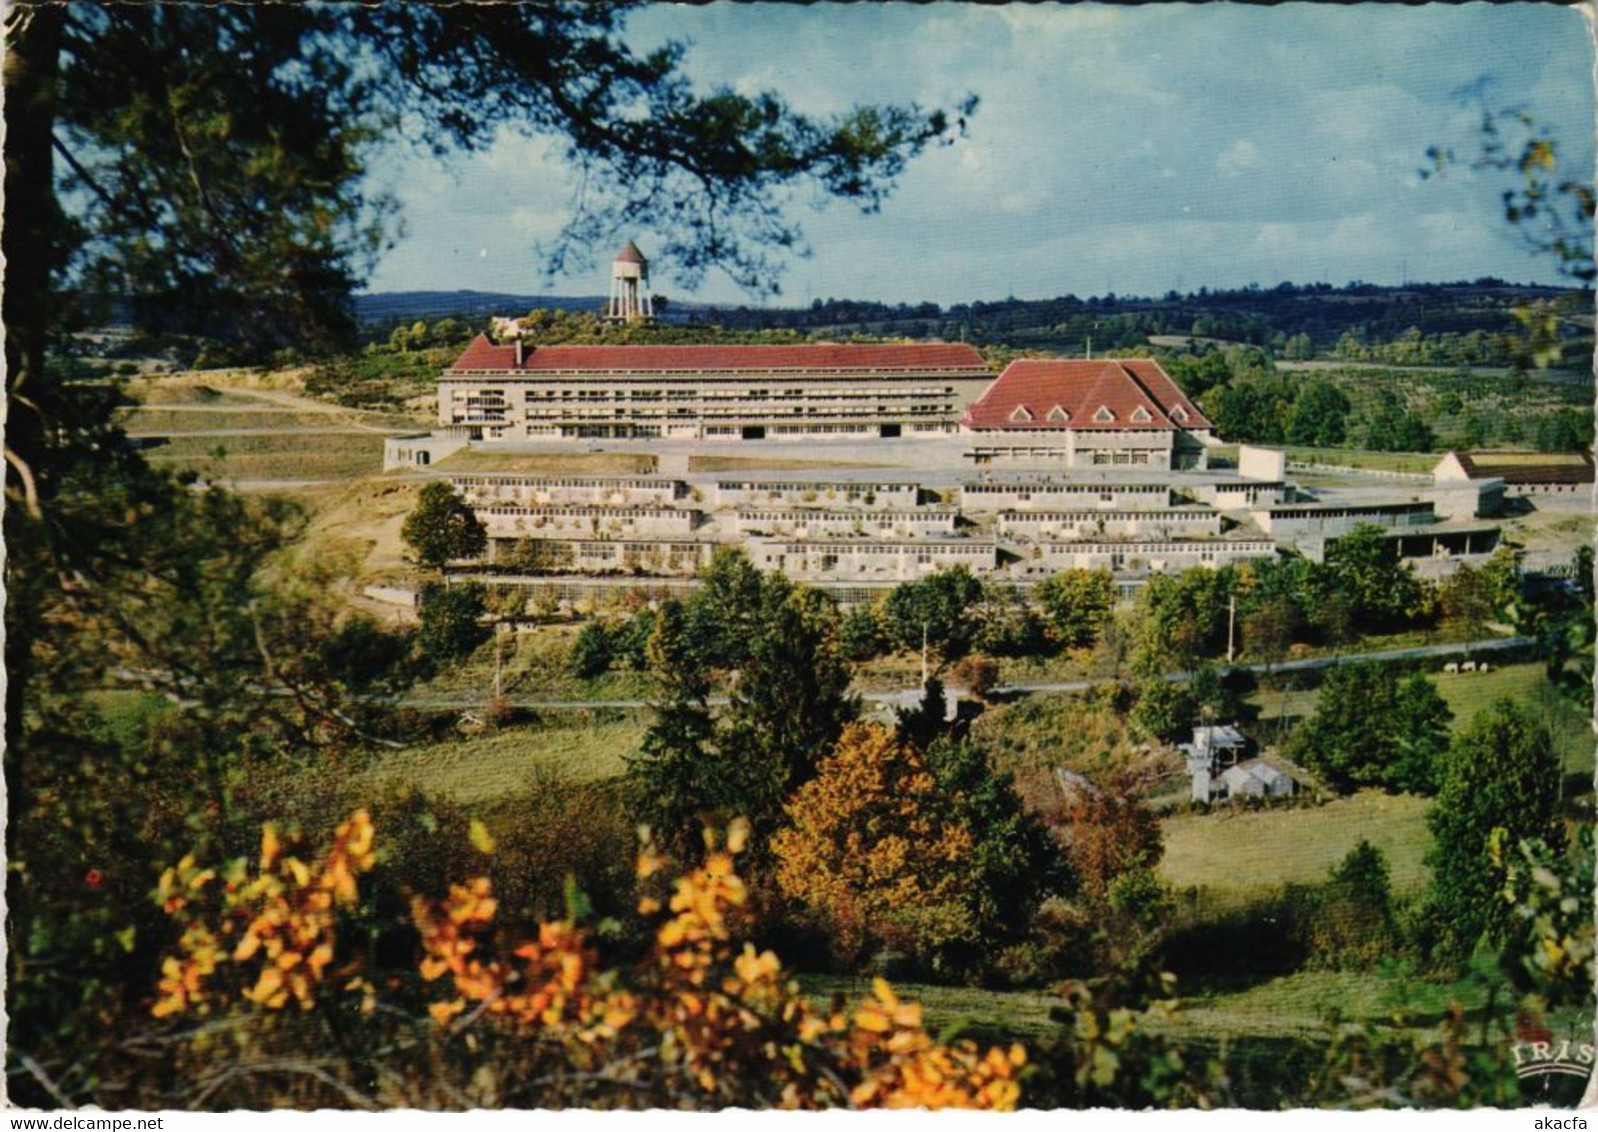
[514,338,525,366]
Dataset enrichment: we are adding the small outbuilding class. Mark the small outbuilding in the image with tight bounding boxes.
[1218,759,1297,800]
[1180,724,1248,803]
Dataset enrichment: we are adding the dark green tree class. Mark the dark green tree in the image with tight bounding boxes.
[970,586,1048,657]
[896,676,949,752]
[1129,678,1198,744]
[401,482,488,569]
[882,567,986,667]
[1362,391,1436,452]
[1322,524,1422,630]
[417,582,490,663]
[1288,662,1451,793]
[683,548,767,671]
[922,737,1072,974]
[566,620,617,680]
[1424,699,1562,961]
[721,579,858,851]
[617,608,659,671]
[1304,840,1398,970]
[1131,566,1235,676]
[838,602,890,661]
[1286,380,1351,447]
[625,601,723,859]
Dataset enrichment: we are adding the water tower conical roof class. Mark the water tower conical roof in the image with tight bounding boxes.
[615,240,647,265]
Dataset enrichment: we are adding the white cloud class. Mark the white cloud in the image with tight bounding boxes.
[1216,139,1264,177]
[366,4,1593,301]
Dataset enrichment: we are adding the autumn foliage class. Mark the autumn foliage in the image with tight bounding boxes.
[153,811,378,1018]
[772,722,984,965]
[149,812,1025,1110]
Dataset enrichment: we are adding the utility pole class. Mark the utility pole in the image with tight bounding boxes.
[493,622,505,700]
[1226,594,1236,663]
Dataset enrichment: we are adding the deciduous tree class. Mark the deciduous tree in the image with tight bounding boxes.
[402,482,488,570]
[1035,568,1116,650]
[1424,699,1562,961]
[773,723,981,966]
[1288,662,1451,793]
[883,568,986,666]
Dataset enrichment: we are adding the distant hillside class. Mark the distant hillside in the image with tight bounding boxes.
[353,290,718,326]
[351,280,1591,370]
[354,291,604,324]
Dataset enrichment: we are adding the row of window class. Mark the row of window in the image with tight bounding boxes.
[512,386,964,402]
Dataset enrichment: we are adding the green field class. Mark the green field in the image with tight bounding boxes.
[367,713,646,804]
[1159,790,1433,900]
[802,964,1521,1046]
[1250,662,1595,774]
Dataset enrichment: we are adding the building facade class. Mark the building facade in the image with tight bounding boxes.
[961,358,1216,469]
[438,340,994,441]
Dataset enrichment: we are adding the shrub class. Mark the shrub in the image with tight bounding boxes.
[1300,840,1399,970]
[567,620,616,679]
[143,814,1027,1110]
[949,654,1001,700]
[417,582,490,663]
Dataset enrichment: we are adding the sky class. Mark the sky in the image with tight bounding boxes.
[366,3,1595,306]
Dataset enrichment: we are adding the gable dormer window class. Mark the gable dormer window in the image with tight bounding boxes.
[1130,406,1153,423]
[1171,406,1189,422]
[1093,406,1115,423]
[1047,405,1069,422]
[1009,405,1034,423]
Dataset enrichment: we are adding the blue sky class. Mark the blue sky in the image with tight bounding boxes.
[367,3,1594,305]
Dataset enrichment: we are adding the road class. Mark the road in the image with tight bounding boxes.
[397,634,1535,711]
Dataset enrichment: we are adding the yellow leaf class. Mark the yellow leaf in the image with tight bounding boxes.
[260,825,281,871]
[429,999,465,1026]
[469,819,497,856]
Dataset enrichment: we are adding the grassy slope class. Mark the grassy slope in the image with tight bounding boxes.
[145,437,388,482]
[1159,790,1433,899]
[434,450,660,475]
[407,625,658,702]
[121,408,357,433]
[800,965,1533,1047]
[365,714,646,804]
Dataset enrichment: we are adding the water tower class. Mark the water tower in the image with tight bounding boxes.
[606,240,655,323]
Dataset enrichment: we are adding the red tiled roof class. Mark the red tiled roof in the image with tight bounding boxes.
[963,358,1212,431]
[447,339,990,374]
[1452,451,1595,485]
[615,240,647,265]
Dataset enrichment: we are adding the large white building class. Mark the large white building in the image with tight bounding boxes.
[437,339,995,442]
